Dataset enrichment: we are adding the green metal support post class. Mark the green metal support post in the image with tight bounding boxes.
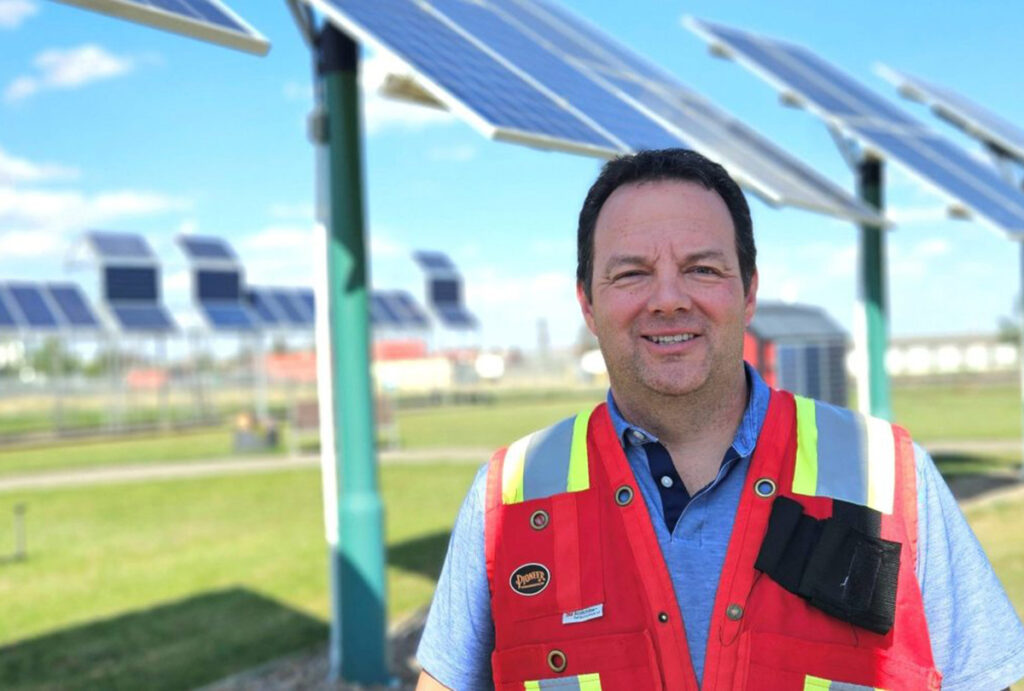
[857,156,893,420]
[317,24,389,683]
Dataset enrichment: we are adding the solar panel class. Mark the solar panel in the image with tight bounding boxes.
[686,18,1024,236]
[297,289,316,316]
[6,283,60,329]
[428,277,461,306]
[196,270,241,301]
[53,0,270,55]
[308,0,881,223]
[412,250,457,273]
[0,287,18,330]
[105,266,159,301]
[87,231,155,261]
[877,65,1024,166]
[435,303,477,329]
[269,289,311,327]
[179,236,238,262]
[47,284,102,329]
[369,293,403,329]
[387,290,432,328]
[110,303,176,332]
[200,302,259,331]
[246,288,284,327]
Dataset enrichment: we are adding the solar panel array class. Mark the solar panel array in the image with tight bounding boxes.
[308,0,882,224]
[87,231,178,333]
[179,236,238,262]
[53,0,270,55]
[0,282,102,331]
[877,65,1024,166]
[686,18,1024,237]
[412,249,477,330]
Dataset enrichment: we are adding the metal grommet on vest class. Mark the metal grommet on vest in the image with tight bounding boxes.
[614,485,634,506]
[754,477,777,498]
[547,649,567,673]
[726,603,744,620]
[529,509,549,530]
[658,611,669,623]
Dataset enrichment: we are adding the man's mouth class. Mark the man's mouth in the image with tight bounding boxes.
[644,333,696,345]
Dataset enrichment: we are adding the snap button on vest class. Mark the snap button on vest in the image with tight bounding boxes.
[614,485,634,506]
[726,603,744,620]
[530,509,549,530]
[547,649,567,673]
[658,611,669,623]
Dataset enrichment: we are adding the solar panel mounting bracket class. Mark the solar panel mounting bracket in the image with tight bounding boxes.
[380,73,448,110]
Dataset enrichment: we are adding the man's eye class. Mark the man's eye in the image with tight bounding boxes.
[612,270,645,281]
[691,266,721,276]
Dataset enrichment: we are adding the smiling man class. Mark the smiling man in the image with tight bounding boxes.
[415,149,1024,690]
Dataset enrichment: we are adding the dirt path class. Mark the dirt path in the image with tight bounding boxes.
[0,447,492,493]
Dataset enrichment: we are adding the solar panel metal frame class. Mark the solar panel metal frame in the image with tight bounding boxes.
[307,0,883,224]
[686,17,1024,237]
[876,64,1024,167]
[52,0,270,55]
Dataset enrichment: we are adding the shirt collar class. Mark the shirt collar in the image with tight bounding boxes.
[606,362,770,458]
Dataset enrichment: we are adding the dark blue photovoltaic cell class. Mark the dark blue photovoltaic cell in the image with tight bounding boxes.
[47,284,101,328]
[7,284,59,328]
[105,266,158,301]
[201,302,258,330]
[436,304,477,329]
[427,0,682,151]
[429,278,461,306]
[323,0,615,151]
[111,304,176,332]
[180,236,236,261]
[297,289,315,316]
[390,291,431,328]
[412,251,456,273]
[0,288,17,328]
[197,270,241,300]
[270,290,309,326]
[372,293,403,327]
[690,18,1024,234]
[246,289,282,326]
[88,231,154,260]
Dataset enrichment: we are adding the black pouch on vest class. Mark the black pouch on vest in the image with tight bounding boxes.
[755,496,900,635]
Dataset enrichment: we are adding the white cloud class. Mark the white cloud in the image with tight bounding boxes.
[5,44,136,103]
[0,185,189,260]
[283,80,313,102]
[0,147,78,183]
[177,218,199,235]
[237,225,316,286]
[370,232,406,258]
[269,202,314,220]
[0,0,36,29]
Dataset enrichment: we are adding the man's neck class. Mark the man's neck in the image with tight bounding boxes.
[612,366,749,494]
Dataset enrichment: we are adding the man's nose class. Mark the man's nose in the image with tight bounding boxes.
[647,272,692,314]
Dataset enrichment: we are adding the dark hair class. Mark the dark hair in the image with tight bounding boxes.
[577,148,755,301]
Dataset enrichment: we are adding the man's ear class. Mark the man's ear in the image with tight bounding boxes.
[744,270,758,327]
[577,282,597,335]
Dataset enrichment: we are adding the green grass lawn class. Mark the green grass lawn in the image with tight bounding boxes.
[891,383,1020,442]
[0,462,478,689]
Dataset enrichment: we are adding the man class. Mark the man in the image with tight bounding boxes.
[416,149,1024,689]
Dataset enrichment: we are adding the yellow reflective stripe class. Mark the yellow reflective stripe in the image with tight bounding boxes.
[566,407,594,493]
[803,675,831,690]
[792,395,819,496]
[578,673,602,690]
[501,432,533,505]
[523,681,541,691]
[864,415,896,515]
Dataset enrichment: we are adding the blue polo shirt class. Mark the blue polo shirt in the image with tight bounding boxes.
[417,367,1024,689]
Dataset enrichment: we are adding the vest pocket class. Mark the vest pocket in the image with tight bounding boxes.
[495,490,604,622]
[492,631,662,691]
[733,631,940,690]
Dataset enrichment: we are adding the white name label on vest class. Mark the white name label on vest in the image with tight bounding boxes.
[562,603,604,625]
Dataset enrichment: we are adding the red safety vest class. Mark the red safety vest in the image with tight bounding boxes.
[484,389,941,690]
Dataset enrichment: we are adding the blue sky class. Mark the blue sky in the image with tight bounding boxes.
[1,0,1022,351]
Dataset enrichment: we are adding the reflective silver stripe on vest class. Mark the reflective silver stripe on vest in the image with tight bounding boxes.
[521,415,576,502]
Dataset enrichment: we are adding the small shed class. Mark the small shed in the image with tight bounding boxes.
[744,302,849,406]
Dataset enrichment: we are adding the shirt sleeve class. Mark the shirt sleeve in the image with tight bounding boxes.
[914,443,1024,690]
[416,463,495,689]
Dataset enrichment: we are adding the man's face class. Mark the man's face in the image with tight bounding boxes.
[577,180,757,402]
